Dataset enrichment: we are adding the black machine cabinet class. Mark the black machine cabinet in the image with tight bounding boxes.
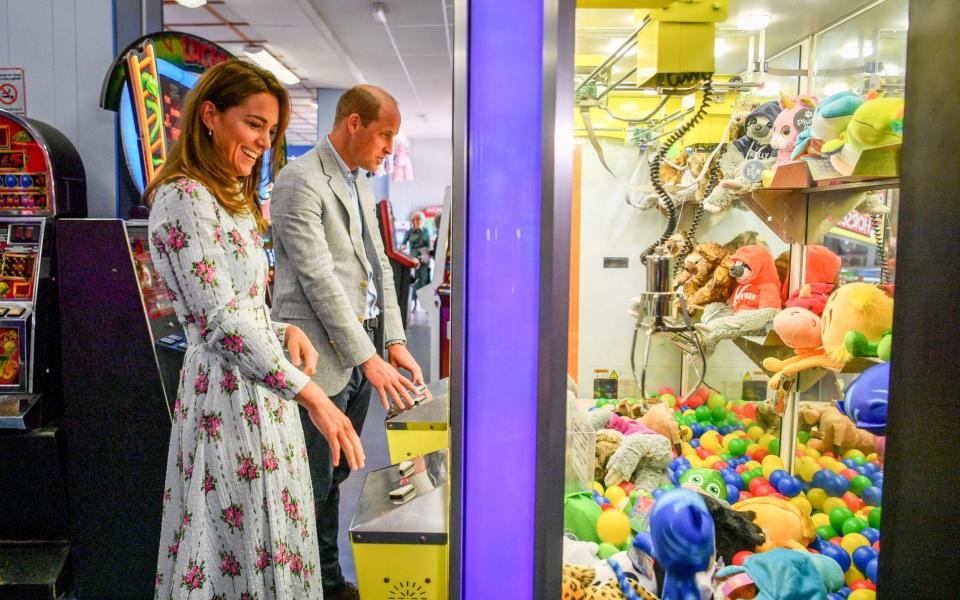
[58,219,171,599]
[0,109,86,599]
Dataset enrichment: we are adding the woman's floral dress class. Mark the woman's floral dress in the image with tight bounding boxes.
[149,178,322,599]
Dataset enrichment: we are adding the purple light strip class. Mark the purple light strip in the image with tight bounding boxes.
[462,0,543,596]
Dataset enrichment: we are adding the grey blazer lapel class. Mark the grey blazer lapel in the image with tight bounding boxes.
[316,143,370,267]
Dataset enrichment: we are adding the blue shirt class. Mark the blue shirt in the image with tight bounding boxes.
[325,136,379,320]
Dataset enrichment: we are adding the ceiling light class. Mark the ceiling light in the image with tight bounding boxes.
[841,40,874,59]
[736,14,771,31]
[174,0,207,7]
[243,46,300,85]
[372,3,388,24]
[309,101,319,110]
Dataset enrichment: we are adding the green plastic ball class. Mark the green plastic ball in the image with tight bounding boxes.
[841,517,868,535]
[868,507,882,529]
[719,452,733,462]
[852,455,867,466]
[695,406,712,422]
[798,431,811,444]
[598,542,619,559]
[768,437,781,456]
[707,393,726,409]
[850,475,873,496]
[728,438,749,457]
[816,525,839,540]
[829,507,855,533]
[711,407,727,422]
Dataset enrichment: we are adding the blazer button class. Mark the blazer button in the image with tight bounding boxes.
[357,315,364,323]
[361,280,368,288]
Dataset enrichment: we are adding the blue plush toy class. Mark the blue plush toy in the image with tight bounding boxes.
[648,489,715,600]
[793,91,866,159]
[837,361,890,435]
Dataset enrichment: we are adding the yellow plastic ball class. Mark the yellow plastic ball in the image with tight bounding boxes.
[844,449,866,461]
[593,481,605,495]
[746,443,760,456]
[807,488,828,510]
[682,409,696,418]
[744,460,762,472]
[722,433,742,447]
[740,418,755,428]
[828,461,846,474]
[841,533,871,556]
[823,497,848,515]
[761,455,784,479]
[604,485,627,506]
[703,455,722,468]
[700,430,722,452]
[848,589,876,600]
[759,433,775,448]
[865,453,879,463]
[790,496,813,516]
[845,565,866,585]
[806,447,822,459]
[747,426,764,441]
[855,510,868,522]
[798,462,820,482]
[811,513,831,529]
[596,509,632,546]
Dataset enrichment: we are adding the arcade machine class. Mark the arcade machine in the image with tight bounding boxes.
[418,186,453,382]
[0,108,86,598]
[377,198,419,328]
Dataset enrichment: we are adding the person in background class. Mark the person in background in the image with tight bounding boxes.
[402,211,433,311]
[269,84,429,600]
[145,60,363,598]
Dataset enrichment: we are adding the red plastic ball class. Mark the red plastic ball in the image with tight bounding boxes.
[696,448,711,460]
[600,503,617,511]
[749,477,770,494]
[823,451,837,459]
[872,541,881,551]
[841,469,859,480]
[754,485,776,497]
[659,387,675,396]
[850,580,876,591]
[742,404,758,419]
[752,449,770,461]
[738,491,753,500]
[769,492,788,501]
[842,492,865,512]
[619,482,636,494]
[830,536,843,546]
[736,464,749,474]
[688,397,704,409]
[732,551,753,566]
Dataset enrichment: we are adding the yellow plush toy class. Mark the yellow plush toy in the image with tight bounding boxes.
[820,283,894,365]
[733,496,816,551]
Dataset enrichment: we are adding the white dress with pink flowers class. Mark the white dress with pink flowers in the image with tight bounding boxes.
[149,178,322,599]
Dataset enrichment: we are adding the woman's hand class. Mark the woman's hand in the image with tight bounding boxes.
[285,325,318,377]
[299,385,365,471]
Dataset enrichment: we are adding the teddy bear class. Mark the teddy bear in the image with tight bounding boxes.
[695,244,782,355]
[799,403,878,455]
[672,242,736,312]
[587,409,673,492]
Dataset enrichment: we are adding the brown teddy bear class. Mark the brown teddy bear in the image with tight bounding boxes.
[799,402,878,455]
[672,242,736,311]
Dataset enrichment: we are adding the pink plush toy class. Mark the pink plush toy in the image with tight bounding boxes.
[770,93,818,166]
[391,143,414,182]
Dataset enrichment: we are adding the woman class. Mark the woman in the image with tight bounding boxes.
[401,211,432,310]
[145,60,363,598]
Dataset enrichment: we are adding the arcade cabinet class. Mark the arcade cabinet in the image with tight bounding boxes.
[377,198,419,328]
[0,109,86,599]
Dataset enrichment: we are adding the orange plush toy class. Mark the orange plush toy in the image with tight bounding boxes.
[733,496,816,552]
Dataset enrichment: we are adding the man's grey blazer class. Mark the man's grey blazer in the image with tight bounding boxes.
[270,141,405,396]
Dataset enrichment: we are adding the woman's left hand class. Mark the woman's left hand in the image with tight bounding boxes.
[285,325,319,377]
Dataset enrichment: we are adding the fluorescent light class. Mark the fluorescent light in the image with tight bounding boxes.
[175,0,207,7]
[841,40,874,60]
[243,46,300,85]
[736,14,771,31]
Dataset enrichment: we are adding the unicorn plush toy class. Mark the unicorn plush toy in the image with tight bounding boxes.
[769,93,818,166]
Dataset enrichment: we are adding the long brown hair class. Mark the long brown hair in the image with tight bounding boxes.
[143,59,290,230]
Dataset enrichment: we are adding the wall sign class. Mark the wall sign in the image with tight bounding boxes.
[0,68,26,116]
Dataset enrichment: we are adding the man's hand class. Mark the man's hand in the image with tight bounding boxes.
[285,325,319,377]
[388,344,431,399]
[362,353,420,410]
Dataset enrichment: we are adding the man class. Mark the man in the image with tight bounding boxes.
[270,85,427,600]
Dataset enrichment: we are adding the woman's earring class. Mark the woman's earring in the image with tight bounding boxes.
[208,128,213,136]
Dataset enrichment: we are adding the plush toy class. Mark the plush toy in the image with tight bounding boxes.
[672,242,736,312]
[776,244,842,306]
[587,410,673,492]
[755,400,782,434]
[733,496,815,552]
[723,231,768,253]
[649,489,716,600]
[391,143,414,182]
[837,361,890,436]
[679,468,728,501]
[702,102,781,214]
[696,245,781,355]
[823,97,904,176]
[769,93,818,167]
[673,149,720,207]
[820,283,894,366]
[697,492,766,567]
[844,329,892,361]
[562,564,661,600]
[762,287,843,390]
[793,91,866,159]
[799,403,878,455]
[714,549,832,600]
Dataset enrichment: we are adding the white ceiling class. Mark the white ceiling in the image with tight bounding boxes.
[163,0,906,145]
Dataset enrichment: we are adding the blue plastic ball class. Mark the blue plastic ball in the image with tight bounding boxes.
[726,485,740,503]
[859,527,880,544]
[690,439,700,448]
[818,541,851,572]
[862,486,883,507]
[852,546,878,572]
[863,463,880,475]
[870,471,884,484]
[823,474,850,497]
[843,459,858,468]
[769,469,789,487]
[829,593,846,600]
[812,470,831,488]
[777,476,803,498]
[866,557,878,583]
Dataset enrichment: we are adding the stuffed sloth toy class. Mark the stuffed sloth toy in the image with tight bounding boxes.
[703,102,781,214]
[587,409,673,492]
[696,244,782,355]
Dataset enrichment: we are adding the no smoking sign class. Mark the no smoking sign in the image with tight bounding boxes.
[0,68,26,116]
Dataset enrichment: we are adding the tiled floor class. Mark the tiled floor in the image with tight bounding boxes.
[337,309,433,584]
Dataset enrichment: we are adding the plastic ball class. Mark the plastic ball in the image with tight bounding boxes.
[849,476,872,496]
[752,448,771,462]
[761,455,784,477]
[812,470,832,489]
[847,588,875,600]
[749,477,771,494]
[867,507,881,529]
[859,527,880,544]
[777,476,803,498]
[732,550,753,566]
[841,517,868,536]
[768,437,781,455]
[695,406,712,422]
[596,509,632,545]
[660,393,677,407]
[700,430,722,451]
[862,486,883,507]
[830,507,855,533]
[812,513,832,529]
[619,482,636,495]
[798,462,820,482]
[726,485,740,503]
[600,503,617,511]
[843,492,865,512]
[823,474,851,497]
[865,558,878,583]
[808,488,829,510]
[604,485,627,506]
[827,594,846,600]
[747,426,764,441]
[769,469,789,487]
[798,430,811,444]
[852,546,878,572]
[818,541,851,572]
[728,438,749,457]
[841,533,871,556]
[707,393,726,409]
[841,468,860,480]
[597,542,619,559]
[850,580,876,591]
[754,484,776,497]
[817,525,839,540]
[823,497,849,517]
